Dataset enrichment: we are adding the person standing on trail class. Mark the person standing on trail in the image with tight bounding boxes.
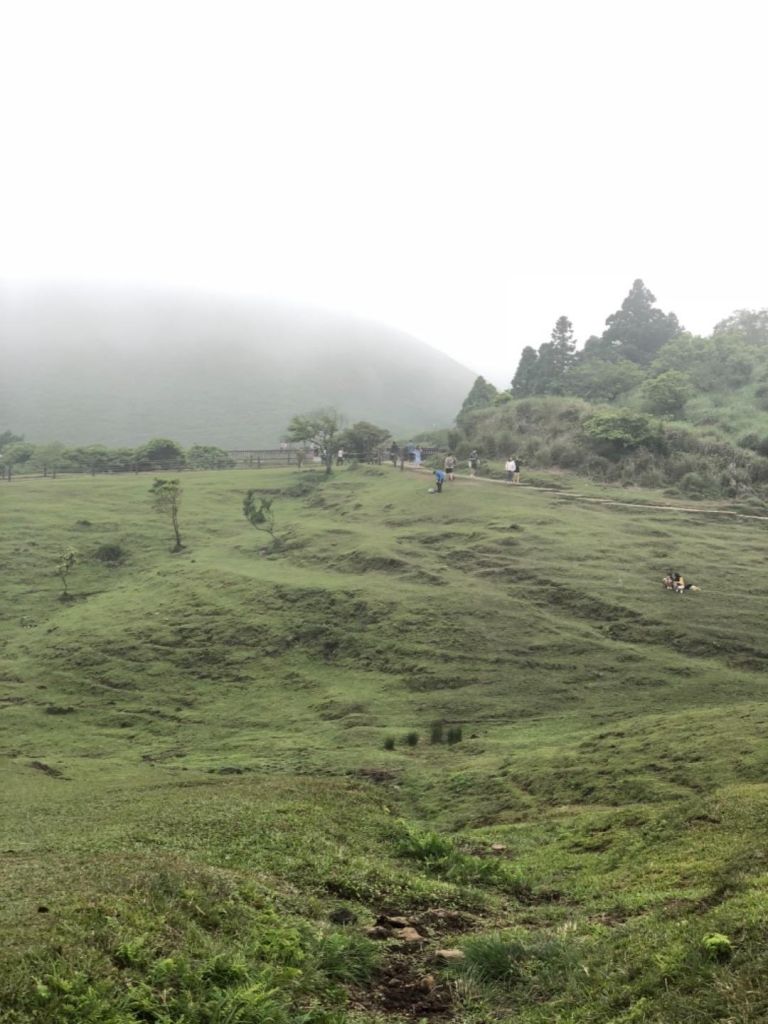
[504,456,516,483]
[433,468,446,493]
[513,457,521,484]
[468,450,479,476]
[444,453,457,481]
[413,446,423,466]
[390,443,400,467]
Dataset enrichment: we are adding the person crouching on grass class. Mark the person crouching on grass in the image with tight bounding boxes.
[433,468,446,493]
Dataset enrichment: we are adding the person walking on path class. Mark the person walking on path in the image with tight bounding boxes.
[444,453,457,481]
[504,456,516,483]
[513,457,521,484]
[468,450,479,477]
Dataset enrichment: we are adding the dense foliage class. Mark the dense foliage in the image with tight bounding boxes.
[0,437,236,477]
[458,283,768,499]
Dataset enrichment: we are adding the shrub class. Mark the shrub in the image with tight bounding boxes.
[702,932,732,961]
[186,444,236,470]
[738,433,761,451]
[641,370,692,417]
[383,736,396,751]
[395,825,457,862]
[404,731,420,747]
[547,440,583,468]
[678,472,719,499]
[447,726,463,745]
[93,543,126,564]
[430,721,445,744]
[582,412,665,457]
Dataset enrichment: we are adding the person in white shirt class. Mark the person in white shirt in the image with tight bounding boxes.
[504,457,516,483]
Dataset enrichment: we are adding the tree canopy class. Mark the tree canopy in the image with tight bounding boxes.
[339,421,391,461]
[600,279,681,365]
[457,376,498,426]
[285,408,343,475]
[135,438,186,470]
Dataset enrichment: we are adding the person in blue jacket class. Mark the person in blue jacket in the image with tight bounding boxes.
[433,468,446,493]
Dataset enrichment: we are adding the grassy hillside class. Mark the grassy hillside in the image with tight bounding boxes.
[456,395,768,503]
[3,467,768,1022]
[0,285,475,446]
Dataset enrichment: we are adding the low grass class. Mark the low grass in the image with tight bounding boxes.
[2,466,768,1021]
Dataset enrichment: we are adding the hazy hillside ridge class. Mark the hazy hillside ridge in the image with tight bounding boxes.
[0,284,476,446]
[3,466,768,1022]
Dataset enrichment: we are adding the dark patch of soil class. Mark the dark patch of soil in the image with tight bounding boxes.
[352,768,399,784]
[356,956,453,1017]
[28,760,65,779]
[415,908,477,932]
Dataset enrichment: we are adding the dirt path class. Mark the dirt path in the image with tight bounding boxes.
[407,465,768,523]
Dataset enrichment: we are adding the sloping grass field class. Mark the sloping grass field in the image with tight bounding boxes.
[2,466,768,1023]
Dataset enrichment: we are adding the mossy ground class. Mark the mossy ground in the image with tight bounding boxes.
[2,466,768,1022]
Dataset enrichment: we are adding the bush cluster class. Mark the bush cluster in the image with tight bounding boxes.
[452,396,767,499]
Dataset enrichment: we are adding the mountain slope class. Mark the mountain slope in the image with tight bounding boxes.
[3,467,768,1022]
[0,284,476,445]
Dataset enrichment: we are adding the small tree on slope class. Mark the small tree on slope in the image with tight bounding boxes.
[149,478,184,551]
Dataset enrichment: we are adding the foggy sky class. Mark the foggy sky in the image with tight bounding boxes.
[1,0,766,386]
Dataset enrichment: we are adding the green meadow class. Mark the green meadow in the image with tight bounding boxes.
[2,466,768,1023]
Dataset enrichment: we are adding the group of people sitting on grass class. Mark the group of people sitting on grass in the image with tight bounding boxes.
[662,570,700,594]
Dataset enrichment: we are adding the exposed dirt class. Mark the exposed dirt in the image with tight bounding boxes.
[353,955,453,1017]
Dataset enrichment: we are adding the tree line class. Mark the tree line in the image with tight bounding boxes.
[0,417,397,481]
[459,281,768,422]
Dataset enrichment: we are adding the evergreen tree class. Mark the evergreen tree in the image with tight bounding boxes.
[457,376,498,425]
[550,316,576,378]
[510,346,539,396]
[601,279,680,365]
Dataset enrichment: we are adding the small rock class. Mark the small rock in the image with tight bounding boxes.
[376,914,413,929]
[434,948,465,962]
[398,926,425,943]
[366,925,391,940]
[415,974,436,993]
[490,843,507,853]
